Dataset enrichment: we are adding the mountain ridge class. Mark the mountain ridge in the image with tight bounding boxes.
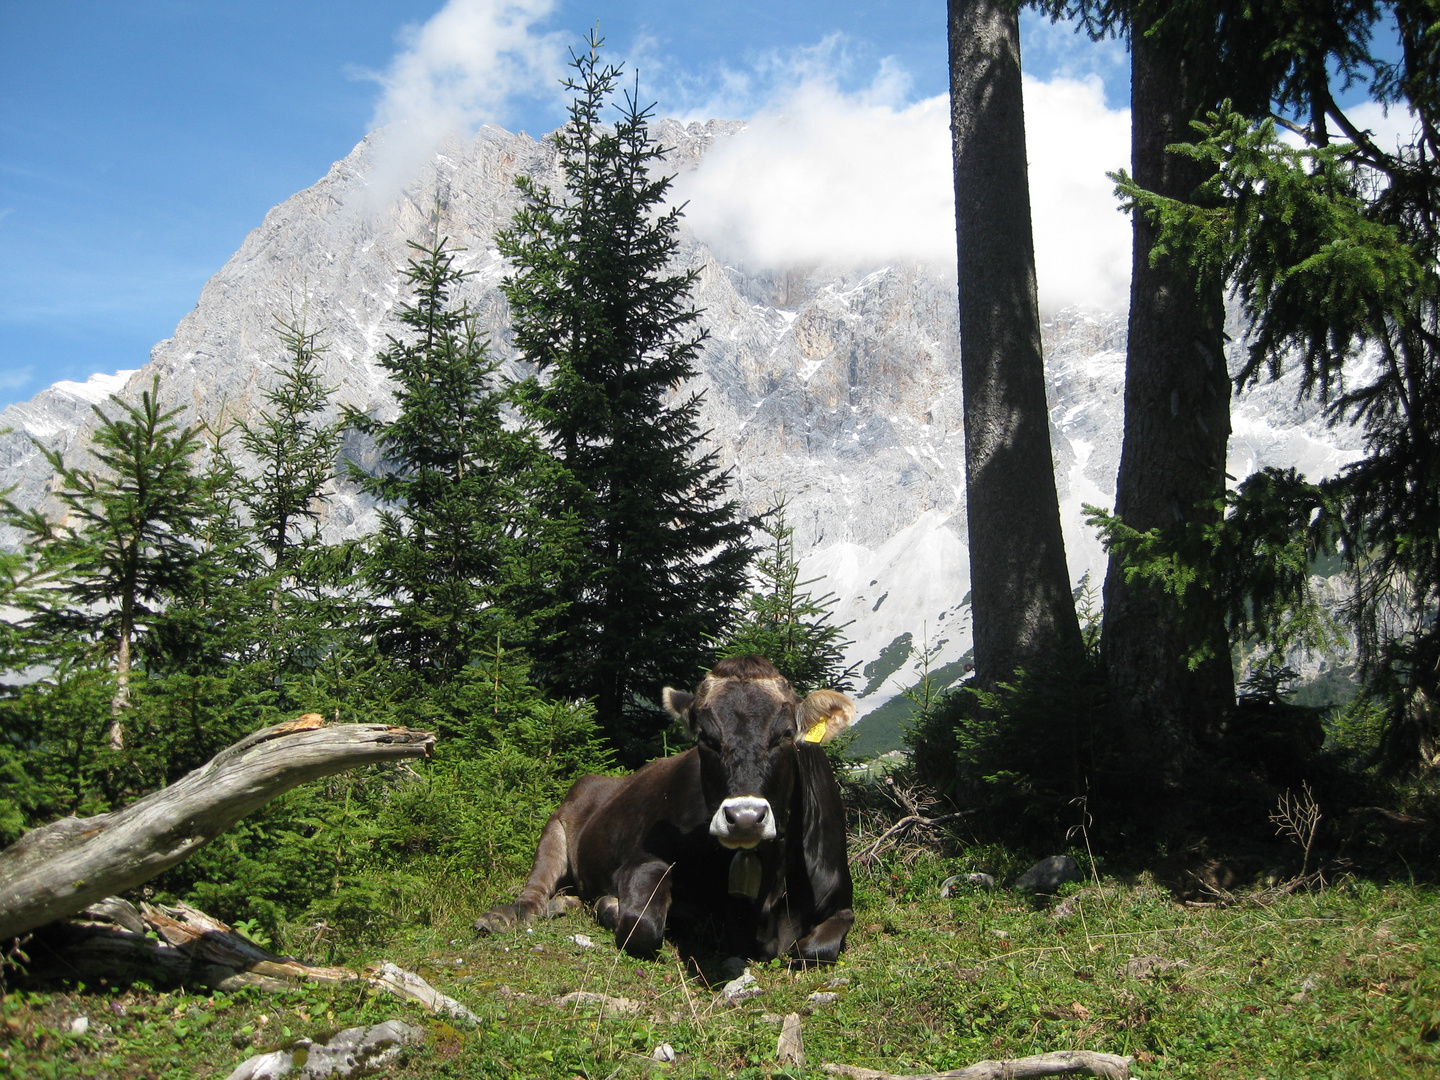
[0,119,1365,734]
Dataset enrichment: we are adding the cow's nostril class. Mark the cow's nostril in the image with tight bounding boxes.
[713,796,776,843]
[726,803,767,828]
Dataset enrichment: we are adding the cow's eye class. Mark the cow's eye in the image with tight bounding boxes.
[774,728,796,746]
[697,731,721,751]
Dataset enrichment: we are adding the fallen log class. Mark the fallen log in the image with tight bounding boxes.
[0,716,435,941]
[21,899,479,1023]
[824,1050,1133,1080]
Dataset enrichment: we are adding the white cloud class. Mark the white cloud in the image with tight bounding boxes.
[1023,74,1132,312]
[0,364,34,392]
[362,0,568,198]
[1345,99,1422,154]
[673,67,1132,313]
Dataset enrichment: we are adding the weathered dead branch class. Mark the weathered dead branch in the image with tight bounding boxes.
[0,716,435,941]
[20,898,478,1022]
[823,1049,1133,1079]
[1182,870,1326,910]
[855,811,977,867]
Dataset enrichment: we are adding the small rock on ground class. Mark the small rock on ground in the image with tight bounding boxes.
[940,873,997,897]
[554,991,641,1016]
[224,1020,423,1080]
[1014,856,1083,894]
[722,970,762,1001]
[1122,955,1189,979]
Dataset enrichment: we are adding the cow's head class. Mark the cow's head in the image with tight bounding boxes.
[663,656,855,850]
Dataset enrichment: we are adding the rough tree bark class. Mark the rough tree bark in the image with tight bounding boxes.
[1101,27,1235,770]
[0,716,436,941]
[948,0,1083,689]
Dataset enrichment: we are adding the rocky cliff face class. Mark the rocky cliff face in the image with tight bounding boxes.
[0,120,1365,731]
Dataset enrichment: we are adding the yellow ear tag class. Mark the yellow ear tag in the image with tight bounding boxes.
[804,721,828,743]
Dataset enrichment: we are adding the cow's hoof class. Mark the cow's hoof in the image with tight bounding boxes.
[547,895,584,918]
[473,905,521,934]
[594,895,620,930]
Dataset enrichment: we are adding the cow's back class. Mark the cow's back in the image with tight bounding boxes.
[571,749,712,899]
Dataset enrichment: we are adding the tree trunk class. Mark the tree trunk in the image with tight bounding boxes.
[1101,30,1235,772]
[108,611,131,751]
[0,716,435,941]
[948,0,1083,688]
[22,898,480,1024]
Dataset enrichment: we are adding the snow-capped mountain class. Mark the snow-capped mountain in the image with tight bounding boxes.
[0,120,1365,743]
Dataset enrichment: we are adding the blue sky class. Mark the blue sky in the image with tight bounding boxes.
[0,1,1144,412]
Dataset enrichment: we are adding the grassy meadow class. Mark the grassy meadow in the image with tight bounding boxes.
[4,843,1438,1080]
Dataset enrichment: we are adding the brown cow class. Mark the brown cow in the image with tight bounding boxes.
[474,656,857,962]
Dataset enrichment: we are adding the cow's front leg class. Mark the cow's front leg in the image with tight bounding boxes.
[599,859,673,958]
[791,907,853,966]
[474,814,573,933]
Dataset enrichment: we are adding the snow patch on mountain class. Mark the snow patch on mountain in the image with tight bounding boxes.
[0,120,1368,742]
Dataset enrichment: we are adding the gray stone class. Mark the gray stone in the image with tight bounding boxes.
[553,991,640,1016]
[722,970,762,1001]
[224,1020,423,1080]
[776,1013,805,1066]
[1013,856,1083,894]
[298,1020,423,1078]
[941,872,996,897]
[1122,955,1187,979]
[226,1049,295,1080]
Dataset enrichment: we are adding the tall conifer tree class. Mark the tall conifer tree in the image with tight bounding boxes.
[12,379,207,750]
[348,226,572,727]
[499,34,751,754]
[948,0,1084,691]
[237,317,342,582]
[1107,0,1440,768]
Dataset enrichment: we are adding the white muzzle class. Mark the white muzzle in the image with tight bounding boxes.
[710,796,776,849]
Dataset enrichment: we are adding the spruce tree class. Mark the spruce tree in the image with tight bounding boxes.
[236,317,343,582]
[12,378,207,751]
[222,317,370,722]
[1106,0,1440,768]
[1039,0,1370,777]
[347,226,573,741]
[715,501,856,696]
[499,34,752,755]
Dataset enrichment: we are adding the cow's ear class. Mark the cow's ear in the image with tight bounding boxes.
[798,690,857,744]
[663,687,696,728]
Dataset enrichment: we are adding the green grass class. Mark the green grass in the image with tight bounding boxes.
[4,859,1439,1078]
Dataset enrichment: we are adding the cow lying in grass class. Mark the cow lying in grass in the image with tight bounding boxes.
[474,655,856,962]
